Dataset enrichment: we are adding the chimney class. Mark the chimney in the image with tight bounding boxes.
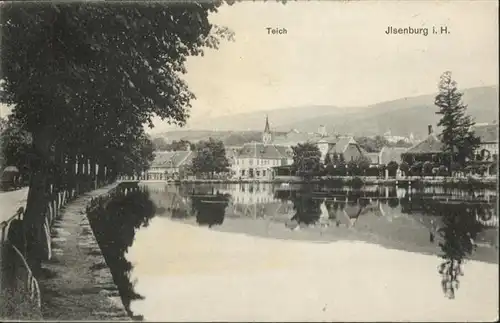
[428,125,433,135]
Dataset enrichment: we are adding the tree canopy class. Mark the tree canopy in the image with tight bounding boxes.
[0,115,32,174]
[0,2,233,272]
[292,142,322,178]
[190,138,230,177]
[435,71,480,166]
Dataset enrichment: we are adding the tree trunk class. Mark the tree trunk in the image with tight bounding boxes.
[66,153,76,198]
[76,154,84,194]
[97,161,105,187]
[23,132,51,277]
[89,156,97,190]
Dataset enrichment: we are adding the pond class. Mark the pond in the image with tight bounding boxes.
[90,182,499,321]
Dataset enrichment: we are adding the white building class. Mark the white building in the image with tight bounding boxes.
[472,123,498,158]
[229,116,293,179]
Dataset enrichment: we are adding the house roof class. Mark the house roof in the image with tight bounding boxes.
[365,152,380,164]
[152,150,194,168]
[274,145,293,158]
[224,147,240,160]
[472,124,498,143]
[404,134,444,154]
[272,132,315,146]
[237,142,289,160]
[326,137,357,155]
[379,146,408,164]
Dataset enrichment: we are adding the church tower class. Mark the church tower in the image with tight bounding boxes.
[262,115,272,145]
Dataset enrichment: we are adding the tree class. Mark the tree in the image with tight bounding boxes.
[394,139,412,148]
[152,137,169,151]
[117,133,155,178]
[323,153,332,175]
[347,159,358,176]
[399,161,410,176]
[422,161,434,176]
[410,161,423,177]
[1,2,233,272]
[190,138,229,178]
[291,142,321,179]
[355,155,371,176]
[170,140,195,151]
[355,135,390,153]
[324,153,332,166]
[0,115,32,178]
[386,161,398,177]
[336,153,347,176]
[435,71,480,168]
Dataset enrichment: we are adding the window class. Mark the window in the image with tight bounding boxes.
[241,170,245,176]
[236,159,239,165]
[249,159,253,165]
[263,170,266,177]
[256,170,260,177]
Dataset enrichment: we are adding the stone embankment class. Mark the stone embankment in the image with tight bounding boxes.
[37,183,131,321]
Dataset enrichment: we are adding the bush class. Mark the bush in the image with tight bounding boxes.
[423,161,434,176]
[399,161,410,176]
[438,165,448,176]
[386,161,398,177]
[410,162,423,176]
[351,176,364,188]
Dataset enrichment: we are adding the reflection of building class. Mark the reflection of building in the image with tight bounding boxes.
[220,183,295,219]
[146,149,195,180]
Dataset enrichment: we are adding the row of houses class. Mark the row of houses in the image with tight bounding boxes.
[144,116,498,180]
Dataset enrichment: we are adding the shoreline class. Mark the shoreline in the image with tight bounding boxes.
[132,176,498,189]
[37,183,131,321]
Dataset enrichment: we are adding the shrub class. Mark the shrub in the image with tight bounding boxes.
[386,161,398,177]
[438,165,448,176]
[423,161,434,176]
[410,162,423,176]
[351,176,364,188]
[399,161,410,176]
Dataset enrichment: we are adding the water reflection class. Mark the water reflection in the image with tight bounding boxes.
[88,184,156,320]
[145,182,497,300]
[191,193,230,227]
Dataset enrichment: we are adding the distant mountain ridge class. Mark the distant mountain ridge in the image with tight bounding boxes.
[152,85,498,142]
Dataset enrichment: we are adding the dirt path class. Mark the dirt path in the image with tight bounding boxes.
[38,184,131,321]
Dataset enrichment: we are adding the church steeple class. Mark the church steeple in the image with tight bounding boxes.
[262,114,272,144]
[264,114,271,133]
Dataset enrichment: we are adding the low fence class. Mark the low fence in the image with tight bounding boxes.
[0,181,114,319]
[86,181,140,214]
[0,207,41,319]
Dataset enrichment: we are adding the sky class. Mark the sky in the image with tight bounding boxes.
[150,0,498,132]
[1,1,498,131]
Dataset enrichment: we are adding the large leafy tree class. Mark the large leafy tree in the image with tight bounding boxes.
[190,138,229,177]
[292,142,321,179]
[0,2,233,271]
[435,71,480,167]
[0,115,32,175]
